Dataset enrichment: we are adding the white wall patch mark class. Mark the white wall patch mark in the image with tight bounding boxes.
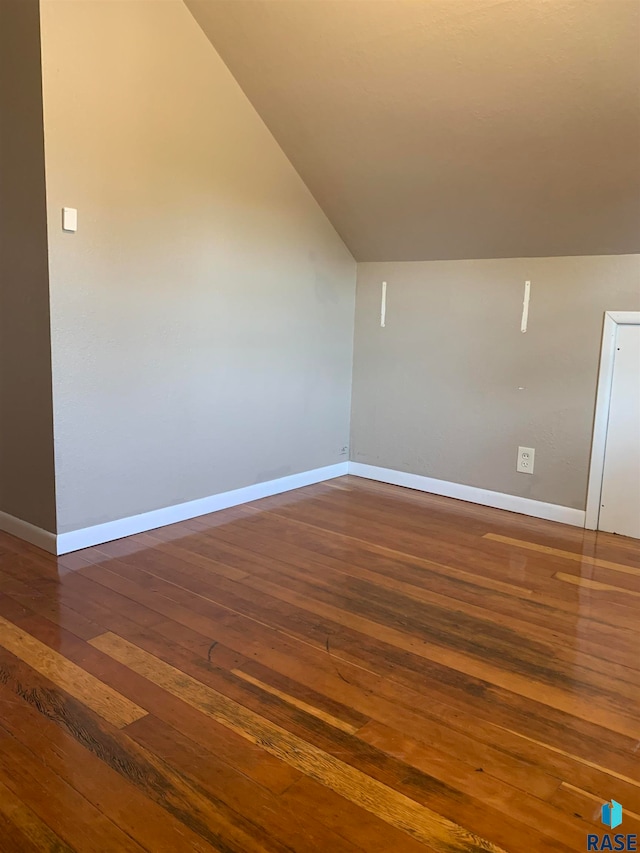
[380,281,387,327]
[520,280,531,332]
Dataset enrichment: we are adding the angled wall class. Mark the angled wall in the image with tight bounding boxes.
[39,0,355,534]
[0,0,57,534]
[3,0,637,547]
[182,0,640,263]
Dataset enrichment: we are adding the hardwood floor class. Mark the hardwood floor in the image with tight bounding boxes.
[0,474,638,852]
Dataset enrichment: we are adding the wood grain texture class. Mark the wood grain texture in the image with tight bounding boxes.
[90,631,504,853]
[554,572,640,598]
[485,533,640,577]
[0,613,147,728]
[0,779,73,853]
[231,668,359,734]
[0,475,637,851]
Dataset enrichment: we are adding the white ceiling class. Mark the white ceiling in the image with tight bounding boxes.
[186,0,640,261]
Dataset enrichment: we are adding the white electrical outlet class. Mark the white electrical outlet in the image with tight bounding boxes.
[517,446,535,474]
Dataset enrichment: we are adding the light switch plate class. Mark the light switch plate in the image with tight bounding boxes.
[62,207,77,232]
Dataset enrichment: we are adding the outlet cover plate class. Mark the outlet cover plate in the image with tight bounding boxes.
[517,446,535,474]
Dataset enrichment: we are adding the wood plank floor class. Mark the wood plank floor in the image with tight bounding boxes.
[0,474,638,852]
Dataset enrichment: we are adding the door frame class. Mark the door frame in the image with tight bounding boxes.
[585,311,640,530]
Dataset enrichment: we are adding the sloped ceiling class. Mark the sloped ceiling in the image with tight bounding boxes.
[186,0,640,262]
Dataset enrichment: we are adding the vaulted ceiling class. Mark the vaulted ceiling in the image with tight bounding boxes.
[186,0,640,262]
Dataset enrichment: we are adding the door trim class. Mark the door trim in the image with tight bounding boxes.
[585,311,640,530]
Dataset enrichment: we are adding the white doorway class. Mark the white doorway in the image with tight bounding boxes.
[586,311,640,538]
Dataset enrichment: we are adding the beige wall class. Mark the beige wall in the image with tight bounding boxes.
[11,0,636,537]
[351,255,640,510]
[39,0,355,534]
[0,0,57,532]
[183,0,640,263]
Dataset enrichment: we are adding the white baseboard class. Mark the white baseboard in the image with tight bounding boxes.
[0,511,57,554]
[2,459,584,557]
[348,462,586,527]
[56,462,348,555]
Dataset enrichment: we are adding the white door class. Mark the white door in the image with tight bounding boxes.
[598,324,640,538]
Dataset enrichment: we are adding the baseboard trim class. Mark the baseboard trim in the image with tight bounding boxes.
[347,462,586,527]
[3,459,584,556]
[56,462,349,555]
[0,511,57,554]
